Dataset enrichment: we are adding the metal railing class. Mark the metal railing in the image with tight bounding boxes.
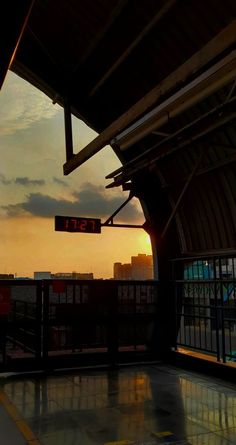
[1,256,236,372]
[0,280,42,366]
[0,279,158,371]
[172,254,236,362]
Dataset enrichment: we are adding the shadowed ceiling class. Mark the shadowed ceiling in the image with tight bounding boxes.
[2,0,236,255]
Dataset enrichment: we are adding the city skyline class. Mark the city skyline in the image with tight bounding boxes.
[1,251,153,280]
[0,72,152,278]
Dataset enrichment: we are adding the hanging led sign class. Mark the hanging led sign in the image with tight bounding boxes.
[55,216,101,233]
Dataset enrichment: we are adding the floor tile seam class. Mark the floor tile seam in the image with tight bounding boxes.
[215,426,236,433]
[184,428,223,440]
[12,402,64,422]
[178,377,236,393]
[172,370,236,390]
[195,380,236,390]
[185,431,235,444]
[185,415,236,434]
[0,389,41,445]
[214,429,236,445]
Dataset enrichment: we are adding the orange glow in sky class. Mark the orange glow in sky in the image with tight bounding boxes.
[0,72,153,278]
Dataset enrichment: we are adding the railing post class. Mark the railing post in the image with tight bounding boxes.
[219,257,226,363]
[172,260,184,351]
[35,281,43,363]
[42,281,49,365]
[213,258,221,362]
[0,315,7,368]
[107,283,118,367]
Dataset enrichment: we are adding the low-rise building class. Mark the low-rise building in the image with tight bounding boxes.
[51,272,94,280]
[34,271,51,280]
[0,274,14,279]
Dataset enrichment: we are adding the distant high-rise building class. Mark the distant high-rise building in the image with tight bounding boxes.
[122,264,132,280]
[113,254,153,280]
[114,262,132,280]
[131,254,153,280]
[114,263,122,279]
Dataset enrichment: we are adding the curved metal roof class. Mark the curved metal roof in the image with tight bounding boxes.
[2,0,236,257]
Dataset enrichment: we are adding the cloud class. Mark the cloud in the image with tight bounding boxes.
[0,173,11,185]
[53,177,69,187]
[15,177,45,186]
[0,72,60,136]
[0,174,45,187]
[2,183,142,222]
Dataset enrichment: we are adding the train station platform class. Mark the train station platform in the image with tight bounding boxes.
[0,363,236,445]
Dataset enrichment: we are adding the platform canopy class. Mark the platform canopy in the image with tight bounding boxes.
[1,0,236,256]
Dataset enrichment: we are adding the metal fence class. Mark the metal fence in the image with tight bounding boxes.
[172,254,236,362]
[1,256,236,372]
[0,279,158,371]
[0,280,42,366]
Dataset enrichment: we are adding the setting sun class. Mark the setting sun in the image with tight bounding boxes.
[139,232,152,254]
[0,72,154,279]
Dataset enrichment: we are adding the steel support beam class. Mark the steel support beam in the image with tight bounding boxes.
[75,0,129,71]
[63,20,236,175]
[64,98,74,161]
[103,192,134,225]
[113,51,236,150]
[107,112,236,188]
[102,223,144,229]
[0,1,35,89]
[89,0,176,97]
[101,192,144,229]
[160,152,204,240]
[105,95,236,187]
[162,152,236,189]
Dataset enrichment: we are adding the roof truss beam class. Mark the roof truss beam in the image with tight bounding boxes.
[106,103,236,188]
[161,152,236,189]
[89,0,176,97]
[0,0,35,89]
[63,20,236,175]
[112,51,236,150]
[73,0,129,73]
[160,151,204,240]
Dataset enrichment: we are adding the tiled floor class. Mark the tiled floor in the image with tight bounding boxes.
[1,364,236,444]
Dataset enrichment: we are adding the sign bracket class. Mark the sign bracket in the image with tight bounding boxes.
[101,192,144,229]
[54,192,145,232]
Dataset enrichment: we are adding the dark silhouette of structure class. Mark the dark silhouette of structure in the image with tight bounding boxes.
[1,3,236,444]
[1,0,236,368]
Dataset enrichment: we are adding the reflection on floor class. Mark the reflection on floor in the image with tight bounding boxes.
[1,364,236,444]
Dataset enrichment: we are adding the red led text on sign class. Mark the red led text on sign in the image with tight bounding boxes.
[55,216,101,233]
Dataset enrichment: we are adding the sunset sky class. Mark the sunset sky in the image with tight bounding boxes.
[0,71,152,278]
